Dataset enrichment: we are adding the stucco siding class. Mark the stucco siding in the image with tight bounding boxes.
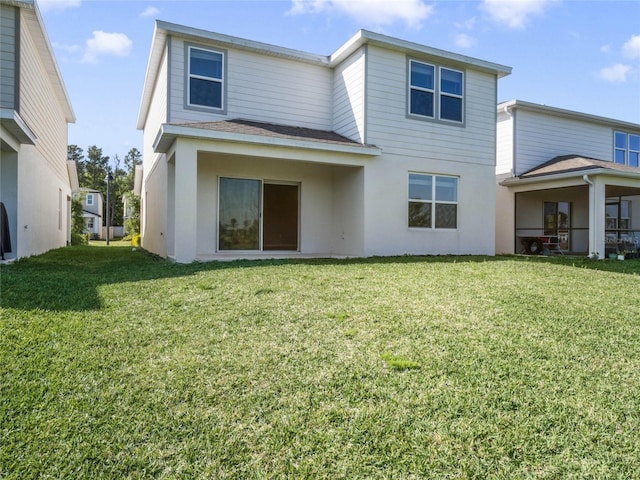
[0,4,16,109]
[496,110,514,175]
[333,47,365,143]
[168,37,333,129]
[18,12,69,184]
[513,109,613,175]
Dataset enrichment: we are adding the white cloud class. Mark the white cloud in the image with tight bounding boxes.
[140,6,160,18]
[82,31,133,64]
[52,41,81,54]
[598,63,632,82]
[600,44,611,54]
[454,33,476,49]
[481,0,556,29]
[622,34,640,60]
[455,17,476,31]
[288,0,434,29]
[38,0,81,13]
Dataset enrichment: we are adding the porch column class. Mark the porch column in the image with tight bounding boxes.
[587,176,606,259]
[173,140,198,263]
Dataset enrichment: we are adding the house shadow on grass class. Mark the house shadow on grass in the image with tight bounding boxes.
[1,245,638,312]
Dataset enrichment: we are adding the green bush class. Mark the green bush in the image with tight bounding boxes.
[70,232,89,245]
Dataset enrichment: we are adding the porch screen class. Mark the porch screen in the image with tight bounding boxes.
[218,178,260,250]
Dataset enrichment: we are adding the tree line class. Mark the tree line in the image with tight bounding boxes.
[67,145,141,236]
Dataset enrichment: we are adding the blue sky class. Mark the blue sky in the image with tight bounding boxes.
[39,0,640,166]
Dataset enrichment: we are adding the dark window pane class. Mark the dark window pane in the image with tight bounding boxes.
[410,62,434,90]
[614,131,627,149]
[219,178,260,250]
[190,48,223,79]
[435,176,457,202]
[190,78,222,108]
[630,134,640,151]
[441,68,463,95]
[614,149,626,164]
[408,202,431,228]
[440,95,462,122]
[409,174,432,200]
[629,151,639,167]
[410,89,434,117]
[435,203,457,228]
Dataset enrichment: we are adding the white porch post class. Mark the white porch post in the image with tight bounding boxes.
[587,176,606,259]
[173,140,198,263]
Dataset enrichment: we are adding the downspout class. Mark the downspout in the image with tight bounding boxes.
[583,174,597,259]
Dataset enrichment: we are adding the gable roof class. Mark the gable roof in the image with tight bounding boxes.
[520,155,640,179]
[137,22,511,129]
[153,119,381,156]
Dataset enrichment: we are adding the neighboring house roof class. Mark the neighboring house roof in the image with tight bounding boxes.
[153,119,382,156]
[520,155,640,178]
[81,210,101,218]
[138,22,512,129]
[499,100,640,132]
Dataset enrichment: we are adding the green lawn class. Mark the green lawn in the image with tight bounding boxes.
[2,246,640,478]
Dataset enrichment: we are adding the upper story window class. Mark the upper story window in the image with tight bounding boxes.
[86,194,94,206]
[408,173,458,229]
[614,131,640,167]
[409,60,464,124]
[187,46,224,110]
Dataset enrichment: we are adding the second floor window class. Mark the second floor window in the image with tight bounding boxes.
[86,194,94,206]
[188,46,224,110]
[409,60,464,123]
[614,131,640,167]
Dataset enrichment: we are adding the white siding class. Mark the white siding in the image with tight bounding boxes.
[332,47,365,143]
[168,37,333,130]
[364,45,497,166]
[496,110,513,175]
[19,13,68,184]
[0,5,16,109]
[513,109,614,175]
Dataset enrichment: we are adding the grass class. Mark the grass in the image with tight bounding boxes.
[2,246,640,478]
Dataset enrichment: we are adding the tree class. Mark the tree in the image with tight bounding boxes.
[67,145,85,181]
[124,147,142,191]
[83,146,110,193]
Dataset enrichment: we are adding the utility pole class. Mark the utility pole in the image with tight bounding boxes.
[106,171,113,245]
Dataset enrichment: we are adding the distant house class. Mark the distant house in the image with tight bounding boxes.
[137,22,511,262]
[496,100,640,258]
[0,0,76,260]
[76,189,103,239]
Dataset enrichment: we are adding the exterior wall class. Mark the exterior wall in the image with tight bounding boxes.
[512,109,614,175]
[140,47,168,254]
[167,37,333,130]
[495,172,515,254]
[195,153,364,257]
[333,47,366,143]
[359,45,498,256]
[0,4,16,109]
[496,109,514,175]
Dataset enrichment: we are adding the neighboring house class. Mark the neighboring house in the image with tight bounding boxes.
[76,188,103,239]
[0,0,76,261]
[496,100,640,258]
[137,22,511,263]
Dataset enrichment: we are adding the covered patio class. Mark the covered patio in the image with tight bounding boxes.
[499,155,640,258]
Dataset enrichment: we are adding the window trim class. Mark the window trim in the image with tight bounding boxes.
[407,58,466,125]
[408,172,459,230]
[614,131,640,167]
[185,43,227,114]
[86,193,94,206]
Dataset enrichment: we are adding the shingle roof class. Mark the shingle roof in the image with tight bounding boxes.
[171,119,365,148]
[520,154,640,178]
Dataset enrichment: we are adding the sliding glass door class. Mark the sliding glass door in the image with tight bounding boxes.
[218,177,299,251]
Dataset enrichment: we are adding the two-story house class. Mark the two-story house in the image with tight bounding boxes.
[496,100,640,258]
[137,22,511,263]
[76,188,103,239]
[0,0,76,261]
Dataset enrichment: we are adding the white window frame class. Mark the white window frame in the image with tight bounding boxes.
[86,193,94,206]
[187,45,225,111]
[439,67,464,124]
[408,60,435,119]
[408,173,459,230]
[614,131,640,167]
